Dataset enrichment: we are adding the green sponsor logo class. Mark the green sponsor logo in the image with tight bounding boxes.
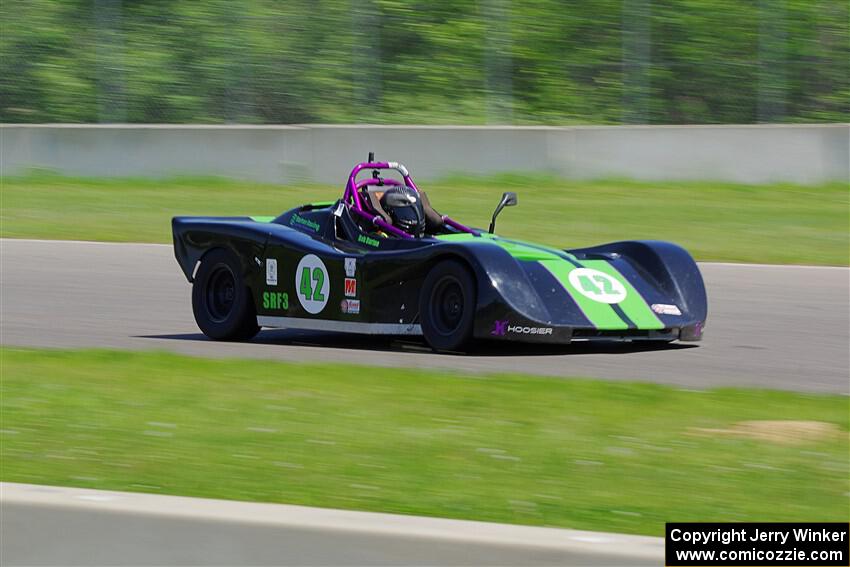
[262,291,289,310]
[357,234,380,248]
[290,214,320,232]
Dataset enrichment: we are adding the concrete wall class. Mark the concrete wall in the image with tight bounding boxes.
[2,124,847,184]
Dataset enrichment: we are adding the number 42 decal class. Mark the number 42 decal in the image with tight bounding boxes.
[568,268,628,304]
[299,266,325,301]
[294,254,330,314]
[577,274,615,295]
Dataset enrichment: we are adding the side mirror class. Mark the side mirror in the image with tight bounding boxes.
[489,192,517,234]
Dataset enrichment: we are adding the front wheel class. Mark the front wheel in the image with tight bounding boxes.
[419,259,476,351]
[192,249,260,341]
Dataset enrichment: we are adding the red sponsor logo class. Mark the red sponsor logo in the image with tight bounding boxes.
[344,277,357,297]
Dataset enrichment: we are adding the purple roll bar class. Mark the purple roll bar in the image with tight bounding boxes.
[443,217,478,233]
[344,161,478,237]
[349,207,412,239]
[356,178,404,191]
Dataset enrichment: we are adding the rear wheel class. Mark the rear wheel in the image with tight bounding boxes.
[192,249,260,340]
[420,260,476,351]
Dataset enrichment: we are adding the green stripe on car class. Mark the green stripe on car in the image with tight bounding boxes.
[579,259,664,330]
[434,233,667,330]
[436,233,631,329]
[435,233,571,262]
[538,259,629,330]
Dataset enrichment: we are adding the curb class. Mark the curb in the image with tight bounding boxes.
[1,482,663,561]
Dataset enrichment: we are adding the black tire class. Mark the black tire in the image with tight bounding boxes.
[192,249,260,341]
[420,259,476,351]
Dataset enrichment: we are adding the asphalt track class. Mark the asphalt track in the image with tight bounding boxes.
[2,239,848,394]
[1,483,663,566]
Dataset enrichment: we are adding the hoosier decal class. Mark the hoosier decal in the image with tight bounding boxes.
[491,320,552,336]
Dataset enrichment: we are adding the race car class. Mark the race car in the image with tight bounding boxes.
[172,154,707,351]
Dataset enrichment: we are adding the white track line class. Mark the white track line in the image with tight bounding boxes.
[1,238,170,248]
[703,261,848,270]
[1,482,663,560]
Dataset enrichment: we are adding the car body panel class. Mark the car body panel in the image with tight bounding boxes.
[173,199,707,345]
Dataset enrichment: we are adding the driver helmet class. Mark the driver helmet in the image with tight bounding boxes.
[379,186,426,237]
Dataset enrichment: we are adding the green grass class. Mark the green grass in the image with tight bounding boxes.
[2,347,847,536]
[1,173,848,265]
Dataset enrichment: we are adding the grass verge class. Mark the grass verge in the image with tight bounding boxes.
[1,347,847,536]
[2,173,847,265]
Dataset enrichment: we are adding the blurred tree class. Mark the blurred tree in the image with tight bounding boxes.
[0,0,846,124]
[623,0,651,123]
[757,0,787,122]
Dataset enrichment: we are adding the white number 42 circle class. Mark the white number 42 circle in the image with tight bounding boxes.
[295,254,330,314]
[568,268,628,304]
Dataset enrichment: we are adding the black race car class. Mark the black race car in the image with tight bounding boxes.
[173,155,707,351]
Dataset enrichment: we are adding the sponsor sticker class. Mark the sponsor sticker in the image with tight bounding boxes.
[651,303,682,316]
[509,324,553,335]
[344,277,357,297]
[567,268,627,304]
[491,320,553,336]
[357,234,380,248]
[295,254,329,314]
[262,291,288,311]
[290,214,321,233]
[340,299,360,314]
[344,257,357,277]
[266,258,278,286]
